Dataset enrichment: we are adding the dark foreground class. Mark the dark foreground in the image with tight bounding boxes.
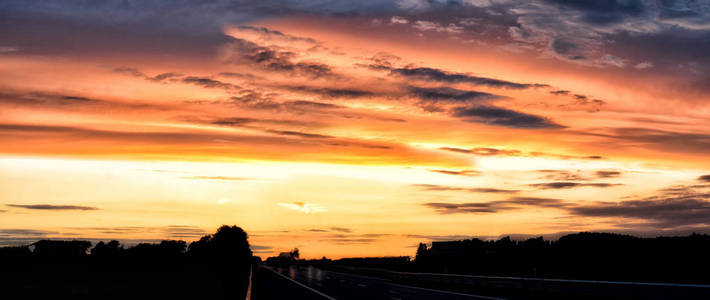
[252,264,499,300]
[252,264,710,300]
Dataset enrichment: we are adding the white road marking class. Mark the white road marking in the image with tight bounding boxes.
[322,268,505,300]
[388,282,505,300]
[262,266,337,300]
[245,265,253,300]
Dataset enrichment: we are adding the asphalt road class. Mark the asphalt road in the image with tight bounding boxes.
[250,265,503,300]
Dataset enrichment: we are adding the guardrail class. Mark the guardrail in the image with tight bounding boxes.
[321,264,710,299]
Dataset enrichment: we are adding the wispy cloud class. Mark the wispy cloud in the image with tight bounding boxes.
[181,176,251,181]
[427,169,480,176]
[414,184,519,194]
[374,65,547,89]
[453,105,564,129]
[6,204,98,211]
[425,196,568,214]
[278,202,327,214]
[529,182,623,189]
[330,227,352,233]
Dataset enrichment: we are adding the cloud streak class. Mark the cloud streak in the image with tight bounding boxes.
[374,65,547,89]
[452,105,564,129]
[425,196,568,214]
[414,184,519,194]
[529,182,623,189]
[6,204,98,211]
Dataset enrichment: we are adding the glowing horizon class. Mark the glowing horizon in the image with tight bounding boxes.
[2,1,710,259]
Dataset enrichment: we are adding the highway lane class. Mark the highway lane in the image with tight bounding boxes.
[250,264,503,300]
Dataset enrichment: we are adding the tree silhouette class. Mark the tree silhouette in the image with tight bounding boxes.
[187,225,252,266]
[289,248,300,260]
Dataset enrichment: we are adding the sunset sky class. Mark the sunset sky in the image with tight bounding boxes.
[2,0,710,258]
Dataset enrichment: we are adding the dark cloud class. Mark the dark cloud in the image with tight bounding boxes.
[376,65,547,89]
[570,192,710,229]
[182,76,239,90]
[0,229,57,236]
[330,227,352,233]
[425,196,568,214]
[164,225,206,238]
[546,0,646,25]
[235,25,319,44]
[0,226,213,247]
[529,152,604,160]
[223,90,342,111]
[407,86,501,103]
[278,85,375,98]
[180,176,251,181]
[452,105,564,129]
[413,184,519,194]
[551,38,587,60]
[0,123,286,144]
[421,183,710,231]
[438,147,477,154]
[596,170,622,178]
[438,147,602,160]
[113,67,185,83]
[152,72,183,81]
[265,129,332,139]
[307,229,328,232]
[549,91,607,112]
[427,169,480,176]
[441,147,523,156]
[536,169,622,181]
[205,117,315,128]
[251,245,272,251]
[321,233,387,244]
[113,67,145,78]
[576,127,710,155]
[217,72,259,80]
[529,182,623,189]
[424,202,500,214]
[0,229,59,246]
[550,90,570,95]
[0,91,100,106]
[0,1,401,59]
[225,38,334,78]
[698,175,710,182]
[537,170,589,181]
[284,100,344,109]
[0,122,405,157]
[0,89,178,113]
[405,234,478,241]
[323,238,378,245]
[6,204,98,211]
[208,118,255,127]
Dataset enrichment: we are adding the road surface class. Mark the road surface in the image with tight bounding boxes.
[250,264,502,300]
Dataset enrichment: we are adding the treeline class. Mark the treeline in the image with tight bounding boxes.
[414,232,710,284]
[0,225,254,299]
[1,225,252,267]
[288,232,710,284]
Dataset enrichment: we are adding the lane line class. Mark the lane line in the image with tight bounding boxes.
[314,268,505,300]
[245,264,253,300]
[261,266,337,300]
[392,271,710,289]
[387,282,506,300]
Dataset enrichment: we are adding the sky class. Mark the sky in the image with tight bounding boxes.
[1,0,710,259]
